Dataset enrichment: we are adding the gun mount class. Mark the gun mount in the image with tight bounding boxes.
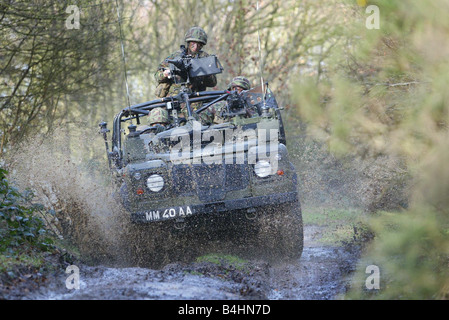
[165,45,223,86]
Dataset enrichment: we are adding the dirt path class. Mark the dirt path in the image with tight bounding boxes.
[267,227,360,300]
[14,225,360,300]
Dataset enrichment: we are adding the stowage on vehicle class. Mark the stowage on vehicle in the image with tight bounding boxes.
[100,55,303,263]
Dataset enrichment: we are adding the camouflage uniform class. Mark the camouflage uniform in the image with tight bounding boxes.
[148,107,169,133]
[210,101,227,124]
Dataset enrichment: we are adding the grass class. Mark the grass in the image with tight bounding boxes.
[196,253,248,271]
[302,206,362,225]
[302,206,369,246]
[0,252,45,274]
[182,254,251,279]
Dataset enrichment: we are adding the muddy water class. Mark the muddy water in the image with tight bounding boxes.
[25,226,359,300]
[267,246,358,300]
[32,265,245,300]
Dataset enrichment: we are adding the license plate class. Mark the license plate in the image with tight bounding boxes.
[144,206,193,221]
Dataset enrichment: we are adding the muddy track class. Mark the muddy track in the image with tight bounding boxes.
[12,225,360,300]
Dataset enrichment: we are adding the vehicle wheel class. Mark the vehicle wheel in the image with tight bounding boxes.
[125,223,171,268]
[253,201,304,263]
[126,221,203,268]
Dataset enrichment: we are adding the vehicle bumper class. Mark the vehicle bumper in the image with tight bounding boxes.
[130,191,298,223]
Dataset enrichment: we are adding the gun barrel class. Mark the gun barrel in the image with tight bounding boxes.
[165,58,185,69]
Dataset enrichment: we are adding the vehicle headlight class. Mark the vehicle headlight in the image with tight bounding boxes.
[146,174,164,192]
[254,160,272,178]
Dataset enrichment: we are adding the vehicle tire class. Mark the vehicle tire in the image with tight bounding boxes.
[253,200,303,263]
[126,221,203,268]
[125,222,171,268]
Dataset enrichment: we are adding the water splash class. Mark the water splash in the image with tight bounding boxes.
[6,122,131,265]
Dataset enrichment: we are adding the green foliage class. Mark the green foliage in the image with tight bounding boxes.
[293,0,449,162]
[196,254,249,272]
[290,0,449,299]
[0,167,54,253]
[347,206,449,299]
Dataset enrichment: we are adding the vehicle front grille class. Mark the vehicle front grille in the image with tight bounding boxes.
[193,164,225,202]
[171,162,250,201]
[171,164,195,196]
[224,164,250,191]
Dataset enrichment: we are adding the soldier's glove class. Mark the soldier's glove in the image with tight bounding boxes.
[154,124,165,133]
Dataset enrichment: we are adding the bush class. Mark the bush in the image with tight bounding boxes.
[0,167,54,253]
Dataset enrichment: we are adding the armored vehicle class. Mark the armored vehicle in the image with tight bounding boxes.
[100,57,303,263]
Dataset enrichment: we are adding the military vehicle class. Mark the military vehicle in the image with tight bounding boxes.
[100,55,303,263]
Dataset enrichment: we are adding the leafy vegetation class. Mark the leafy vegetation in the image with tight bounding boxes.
[0,166,71,286]
[291,0,449,299]
[0,167,54,254]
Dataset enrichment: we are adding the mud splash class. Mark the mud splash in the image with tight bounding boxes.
[6,122,133,265]
[5,123,297,269]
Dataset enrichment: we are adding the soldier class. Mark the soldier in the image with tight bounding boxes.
[154,26,217,98]
[148,107,169,133]
[228,76,251,94]
[154,27,218,125]
[212,76,257,123]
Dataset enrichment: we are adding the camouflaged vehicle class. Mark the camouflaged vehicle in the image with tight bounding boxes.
[100,58,303,261]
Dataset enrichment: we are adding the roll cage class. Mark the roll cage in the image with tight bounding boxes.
[100,86,286,171]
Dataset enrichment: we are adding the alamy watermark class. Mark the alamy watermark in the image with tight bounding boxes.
[365,5,380,30]
[65,265,80,290]
[167,121,280,171]
[63,2,379,31]
[65,5,80,30]
[357,1,380,30]
[365,265,380,290]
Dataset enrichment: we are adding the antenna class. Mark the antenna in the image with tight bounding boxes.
[114,0,132,112]
[256,0,266,105]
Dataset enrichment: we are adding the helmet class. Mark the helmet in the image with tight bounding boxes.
[184,26,208,45]
[148,107,169,125]
[228,76,251,91]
